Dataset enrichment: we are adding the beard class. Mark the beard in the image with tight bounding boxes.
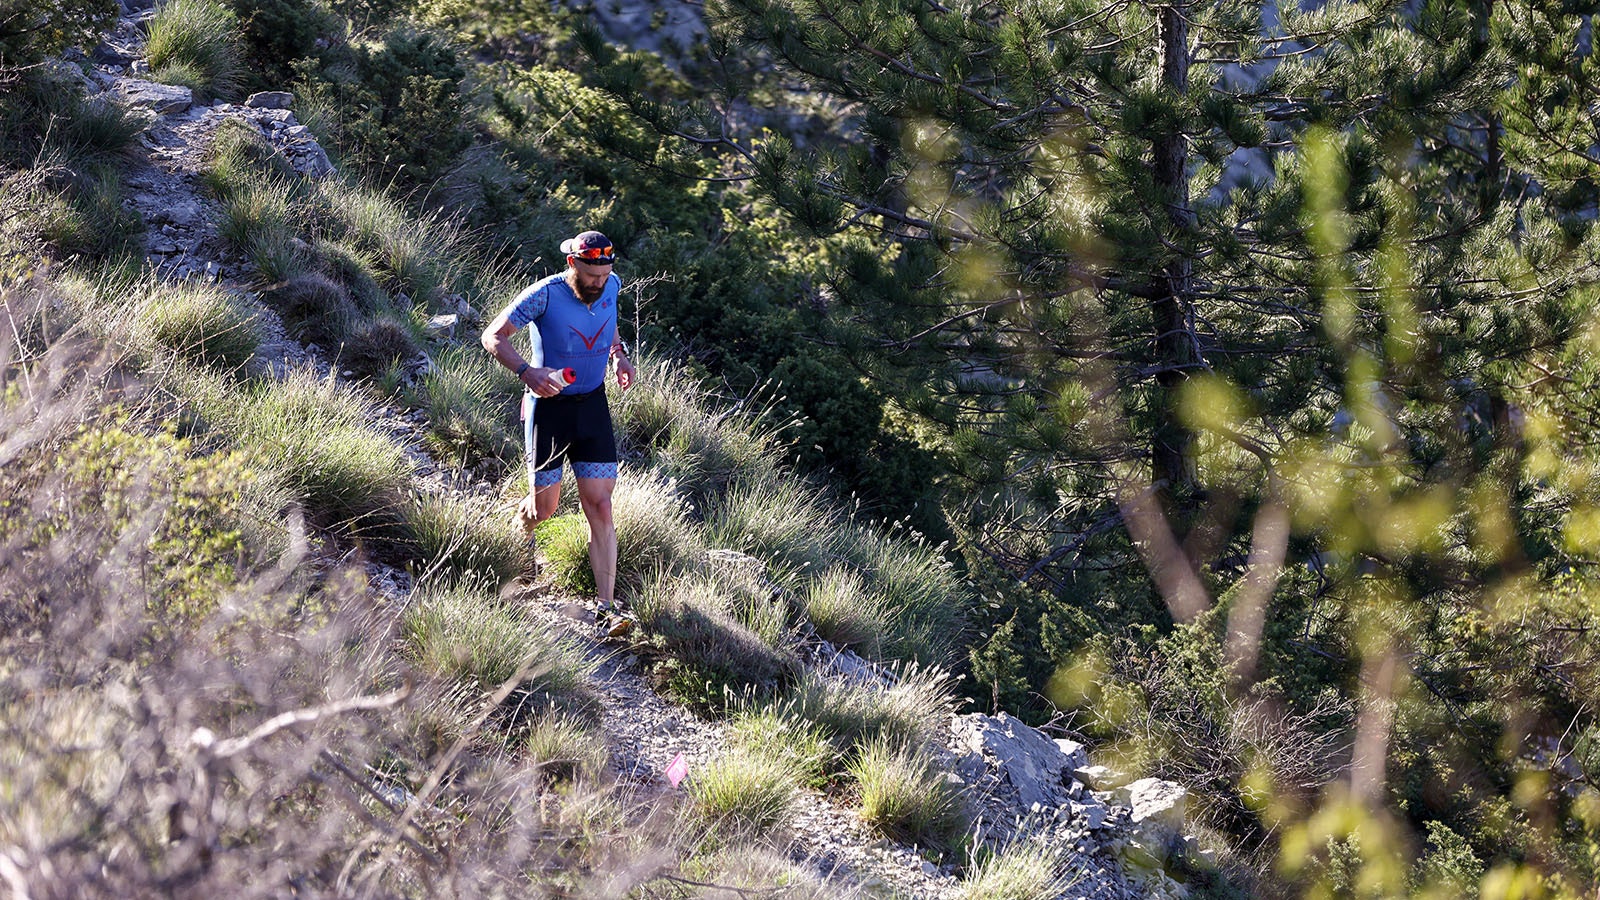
[568,271,606,303]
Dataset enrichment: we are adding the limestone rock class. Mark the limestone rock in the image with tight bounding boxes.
[1075,764,1132,791]
[246,91,294,109]
[1119,777,1188,831]
[425,314,459,340]
[954,712,1078,810]
[116,79,191,115]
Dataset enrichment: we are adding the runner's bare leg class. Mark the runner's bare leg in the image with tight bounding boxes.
[576,476,617,602]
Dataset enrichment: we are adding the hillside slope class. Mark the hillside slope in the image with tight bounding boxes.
[0,6,1225,899]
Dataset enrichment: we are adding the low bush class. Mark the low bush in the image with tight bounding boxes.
[146,0,246,100]
[402,580,600,725]
[686,746,800,842]
[849,738,966,850]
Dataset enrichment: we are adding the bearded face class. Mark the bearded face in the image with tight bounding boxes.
[568,259,612,302]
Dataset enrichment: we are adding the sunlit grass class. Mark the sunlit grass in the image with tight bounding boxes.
[849,737,966,850]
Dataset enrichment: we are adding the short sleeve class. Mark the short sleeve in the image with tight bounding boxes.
[500,283,550,330]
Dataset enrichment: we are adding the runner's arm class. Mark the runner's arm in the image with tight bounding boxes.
[482,315,565,398]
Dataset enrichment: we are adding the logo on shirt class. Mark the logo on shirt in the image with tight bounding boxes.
[571,321,611,351]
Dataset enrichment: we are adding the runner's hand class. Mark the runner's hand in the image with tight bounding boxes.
[615,356,636,390]
[523,367,565,398]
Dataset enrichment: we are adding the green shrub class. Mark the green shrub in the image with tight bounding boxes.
[402,580,600,724]
[535,513,593,594]
[226,0,330,88]
[957,842,1071,900]
[849,738,965,850]
[406,491,527,584]
[313,25,471,188]
[635,569,799,713]
[686,746,800,842]
[145,0,245,100]
[525,715,606,785]
[803,565,889,657]
[134,282,266,372]
[0,0,117,69]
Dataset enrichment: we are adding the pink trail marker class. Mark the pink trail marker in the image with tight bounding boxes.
[665,752,688,788]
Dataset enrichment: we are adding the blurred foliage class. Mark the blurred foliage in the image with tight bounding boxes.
[0,0,115,72]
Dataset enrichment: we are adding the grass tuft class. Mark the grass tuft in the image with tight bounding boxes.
[634,569,799,713]
[610,359,781,509]
[134,282,266,372]
[217,176,307,282]
[775,665,955,764]
[409,343,519,465]
[804,565,890,657]
[167,365,412,545]
[686,747,800,842]
[145,0,245,100]
[403,580,600,724]
[340,313,419,381]
[849,738,966,850]
[536,472,706,596]
[525,714,607,785]
[726,704,836,789]
[836,521,969,667]
[957,842,1073,900]
[705,477,836,580]
[406,491,527,584]
[265,272,357,347]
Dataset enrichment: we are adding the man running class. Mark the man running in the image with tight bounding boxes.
[481,230,637,635]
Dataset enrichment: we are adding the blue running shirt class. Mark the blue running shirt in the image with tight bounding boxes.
[499,271,620,394]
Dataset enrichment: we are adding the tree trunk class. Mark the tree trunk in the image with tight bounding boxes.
[1151,2,1199,518]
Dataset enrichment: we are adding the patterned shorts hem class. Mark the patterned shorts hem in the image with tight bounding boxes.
[573,461,618,480]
